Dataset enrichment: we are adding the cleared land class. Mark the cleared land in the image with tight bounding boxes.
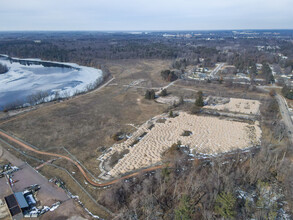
[203,98,261,115]
[101,111,262,177]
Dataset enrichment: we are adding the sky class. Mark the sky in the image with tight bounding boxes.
[0,0,292,31]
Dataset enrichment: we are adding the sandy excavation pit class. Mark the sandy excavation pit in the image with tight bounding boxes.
[204,98,261,115]
[99,112,262,178]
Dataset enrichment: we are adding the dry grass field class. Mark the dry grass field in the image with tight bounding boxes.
[0,59,170,175]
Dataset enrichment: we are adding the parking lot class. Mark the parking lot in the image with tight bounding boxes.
[0,144,88,219]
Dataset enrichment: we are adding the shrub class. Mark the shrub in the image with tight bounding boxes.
[181,130,192,136]
[161,166,171,180]
[112,132,124,141]
[267,98,279,116]
[269,89,276,97]
[191,106,201,115]
[282,85,293,99]
[175,195,192,220]
[160,89,167,96]
[163,141,182,159]
[179,96,184,105]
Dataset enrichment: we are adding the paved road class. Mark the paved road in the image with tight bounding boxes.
[0,130,164,187]
[275,94,293,144]
[210,63,225,78]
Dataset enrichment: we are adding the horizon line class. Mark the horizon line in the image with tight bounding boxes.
[0,28,293,32]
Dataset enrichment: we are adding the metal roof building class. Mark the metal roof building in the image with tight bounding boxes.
[14,192,29,209]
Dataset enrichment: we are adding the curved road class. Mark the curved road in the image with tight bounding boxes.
[0,130,164,187]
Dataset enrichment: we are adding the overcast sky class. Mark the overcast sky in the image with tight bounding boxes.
[0,0,292,31]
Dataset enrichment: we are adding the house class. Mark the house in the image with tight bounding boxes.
[256,63,263,70]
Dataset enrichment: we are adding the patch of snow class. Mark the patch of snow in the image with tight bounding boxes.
[84,208,101,219]
[278,208,291,219]
[50,202,60,211]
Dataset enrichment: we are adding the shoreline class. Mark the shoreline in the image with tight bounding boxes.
[0,54,109,112]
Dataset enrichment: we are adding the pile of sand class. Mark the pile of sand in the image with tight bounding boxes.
[204,98,261,115]
[101,112,261,177]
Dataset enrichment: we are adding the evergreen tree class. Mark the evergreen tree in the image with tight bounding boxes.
[262,63,275,84]
[195,91,204,107]
[150,89,155,99]
[214,192,236,218]
[145,90,151,99]
[145,89,156,100]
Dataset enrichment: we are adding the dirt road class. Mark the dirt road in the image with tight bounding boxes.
[0,130,163,187]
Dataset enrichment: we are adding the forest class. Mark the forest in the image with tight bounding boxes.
[0,31,292,73]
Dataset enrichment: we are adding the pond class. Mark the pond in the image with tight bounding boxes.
[0,55,103,110]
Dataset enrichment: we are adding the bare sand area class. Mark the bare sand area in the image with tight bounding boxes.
[156,96,180,105]
[101,112,261,177]
[204,98,261,115]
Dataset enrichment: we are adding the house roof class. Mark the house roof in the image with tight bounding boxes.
[14,192,29,209]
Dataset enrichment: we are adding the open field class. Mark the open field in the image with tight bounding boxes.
[0,59,170,175]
